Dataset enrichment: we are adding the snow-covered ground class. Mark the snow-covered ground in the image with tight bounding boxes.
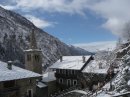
[74,41,117,52]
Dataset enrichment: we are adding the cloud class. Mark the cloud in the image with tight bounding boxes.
[5,0,89,15]
[88,0,130,39]
[1,0,130,39]
[25,15,55,28]
[74,41,117,52]
[0,4,17,10]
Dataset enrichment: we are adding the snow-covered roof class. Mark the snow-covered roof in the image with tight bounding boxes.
[112,92,130,97]
[0,61,42,82]
[82,60,109,74]
[50,56,92,70]
[42,71,56,82]
[96,92,112,97]
[128,80,130,86]
[37,82,47,88]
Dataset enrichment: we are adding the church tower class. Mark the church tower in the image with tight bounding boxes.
[25,29,42,74]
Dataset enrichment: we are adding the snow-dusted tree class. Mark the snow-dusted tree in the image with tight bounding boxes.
[122,22,130,41]
[116,38,123,50]
[112,51,130,92]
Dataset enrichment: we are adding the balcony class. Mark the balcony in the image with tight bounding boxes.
[55,73,78,79]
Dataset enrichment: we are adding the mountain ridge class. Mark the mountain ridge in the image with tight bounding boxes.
[74,41,116,52]
[0,6,92,68]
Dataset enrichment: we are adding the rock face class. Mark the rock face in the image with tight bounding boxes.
[0,6,92,68]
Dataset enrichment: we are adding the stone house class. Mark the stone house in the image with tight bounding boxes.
[36,71,57,97]
[82,60,113,90]
[0,61,42,97]
[50,55,94,90]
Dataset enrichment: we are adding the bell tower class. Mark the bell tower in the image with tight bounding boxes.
[25,29,42,74]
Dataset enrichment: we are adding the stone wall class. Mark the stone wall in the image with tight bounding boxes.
[17,78,37,97]
[0,77,39,97]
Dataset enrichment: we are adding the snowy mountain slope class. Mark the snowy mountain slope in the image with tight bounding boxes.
[68,45,94,55]
[95,42,130,97]
[111,42,130,92]
[0,6,92,68]
[74,41,117,52]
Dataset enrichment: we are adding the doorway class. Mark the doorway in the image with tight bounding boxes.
[67,79,71,86]
[27,89,33,97]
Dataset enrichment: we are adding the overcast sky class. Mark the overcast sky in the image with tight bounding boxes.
[1,0,129,44]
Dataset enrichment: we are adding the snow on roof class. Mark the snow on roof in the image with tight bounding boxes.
[50,56,91,70]
[37,82,47,88]
[0,61,42,82]
[112,92,130,96]
[128,80,130,86]
[102,82,111,90]
[82,60,109,74]
[70,90,87,95]
[96,92,112,97]
[42,71,56,82]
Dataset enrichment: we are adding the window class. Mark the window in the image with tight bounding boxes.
[67,79,71,86]
[62,69,64,74]
[59,69,62,74]
[56,69,59,73]
[29,79,32,84]
[68,70,71,75]
[27,54,31,61]
[72,70,75,75]
[66,70,68,76]
[73,80,77,85]
[57,69,60,73]
[70,70,73,75]
[34,55,40,62]
[66,70,68,75]
[64,69,66,74]
[68,70,70,75]
[59,78,63,84]
[3,80,15,88]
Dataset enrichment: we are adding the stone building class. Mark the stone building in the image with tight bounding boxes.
[50,55,93,90]
[37,71,57,97]
[24,29,42,74]
[24,29,57,97]
[0,29,45,97]
[0,61,41,97]
[82,60,112,90]
[36,82,48,97]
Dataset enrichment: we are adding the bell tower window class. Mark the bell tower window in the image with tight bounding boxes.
[27,54,31,61]
[35,55,40,62]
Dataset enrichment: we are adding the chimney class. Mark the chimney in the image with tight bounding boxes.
[60,56,63,62]
[7,61,13,70]
[82,56,86,63]
[99,62,102,69]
